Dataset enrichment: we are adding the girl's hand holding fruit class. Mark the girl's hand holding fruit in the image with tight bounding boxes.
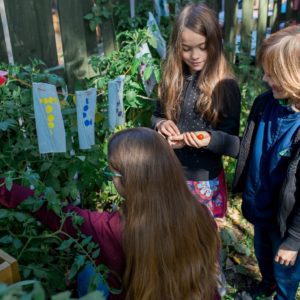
[183,131,211,148]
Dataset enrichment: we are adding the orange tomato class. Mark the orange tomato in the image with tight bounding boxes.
[197,133,204,140]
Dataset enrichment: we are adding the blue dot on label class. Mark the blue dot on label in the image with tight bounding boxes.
[84,105,89,111]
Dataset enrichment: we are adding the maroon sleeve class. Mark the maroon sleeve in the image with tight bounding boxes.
[0,179,124,274]
[0,179,125,295]
[0,178,35,208]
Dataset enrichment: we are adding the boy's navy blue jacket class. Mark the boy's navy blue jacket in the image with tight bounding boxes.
[233,91,300,251]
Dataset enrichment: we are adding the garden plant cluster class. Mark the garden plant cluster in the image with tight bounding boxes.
[0,1,268,299]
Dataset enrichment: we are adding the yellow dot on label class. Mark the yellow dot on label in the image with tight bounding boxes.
[48,122,55,129]
[46,105,53,113]
[48,97,53,103]
[39,98,44,104]
[48,114,55,122]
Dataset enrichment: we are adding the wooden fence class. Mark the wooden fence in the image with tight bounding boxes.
[0,0,117,89]
[0,0,300,89]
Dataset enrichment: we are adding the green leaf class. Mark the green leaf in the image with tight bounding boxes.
[23,268,32,278]
[220,227,237,246]
[20,196,44,212]
[61,108,76,116]
[5,178,13,191]
[14,211,28,222]
[72,215,84,226]
[97,78,106,89]
[131,59,140,75]
[32,281,46,300]
[0,209,9,219]
[44,187,57,202]
[0,119,18,131]
[147,35,157,49]
[33,268,48,279]
[81,236,93,246]
[57,238,74,251]
[68,255,86,280]
[51,291,72,300]
[84,13,94,20]
[80,291,106,300]
[92,248,100,259]
[40,162,52,172]
[89,20,97,32]
[154,69,161,82]
[143,66,152,81]
[125,90,136,102]
[0,235,13,244]
[13,238,23,249]
[234,243,251,256]
[77,156,86,162]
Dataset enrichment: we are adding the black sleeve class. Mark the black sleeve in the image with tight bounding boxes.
[232,92,271,194]
[279,141,300,251]
[150,100,166,129]
[206,79,241,158]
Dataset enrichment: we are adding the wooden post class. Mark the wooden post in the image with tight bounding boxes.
[286,0,293,23]
[0,249,20,284]
[57,0,90,90]
[224,0,238,62]
[206,0,221,16]
[256,0,268,57]
[101,1,117,55]
[81,0,98,56]
[3,0,57,66]
[271,0,282,32]
[297,0,300,22]
[241,0,254,55]
[0,15,8,63]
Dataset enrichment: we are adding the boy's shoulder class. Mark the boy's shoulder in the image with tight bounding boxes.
[248,90,272,119]
[255,90,274,103]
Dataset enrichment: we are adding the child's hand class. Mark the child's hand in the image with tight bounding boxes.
[183,131,211,148]
[156,120,180,137]
[168,134,185,149]
[275,245,298,266]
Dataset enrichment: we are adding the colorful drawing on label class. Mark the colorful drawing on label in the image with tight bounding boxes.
[76,88,96,150]
[32,82,66,154]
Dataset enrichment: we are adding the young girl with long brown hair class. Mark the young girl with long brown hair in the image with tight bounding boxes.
[0,127,220,300]
[152,3,241,218]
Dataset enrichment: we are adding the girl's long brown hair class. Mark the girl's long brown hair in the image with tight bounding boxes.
[160,3,234,125]
[108,128,220,300]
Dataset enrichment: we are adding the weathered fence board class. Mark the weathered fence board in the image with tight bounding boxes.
[224,0,238,62]
[241,0,254,54]
[271,0,283,32]
[81,0,99,56]
[3,0,57,66]
[57,0,91,89]
[206,0,221,16]
[101,1,117,55]
[1,0,300,77]
[0,16,8,63]
[256,0,268,56]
